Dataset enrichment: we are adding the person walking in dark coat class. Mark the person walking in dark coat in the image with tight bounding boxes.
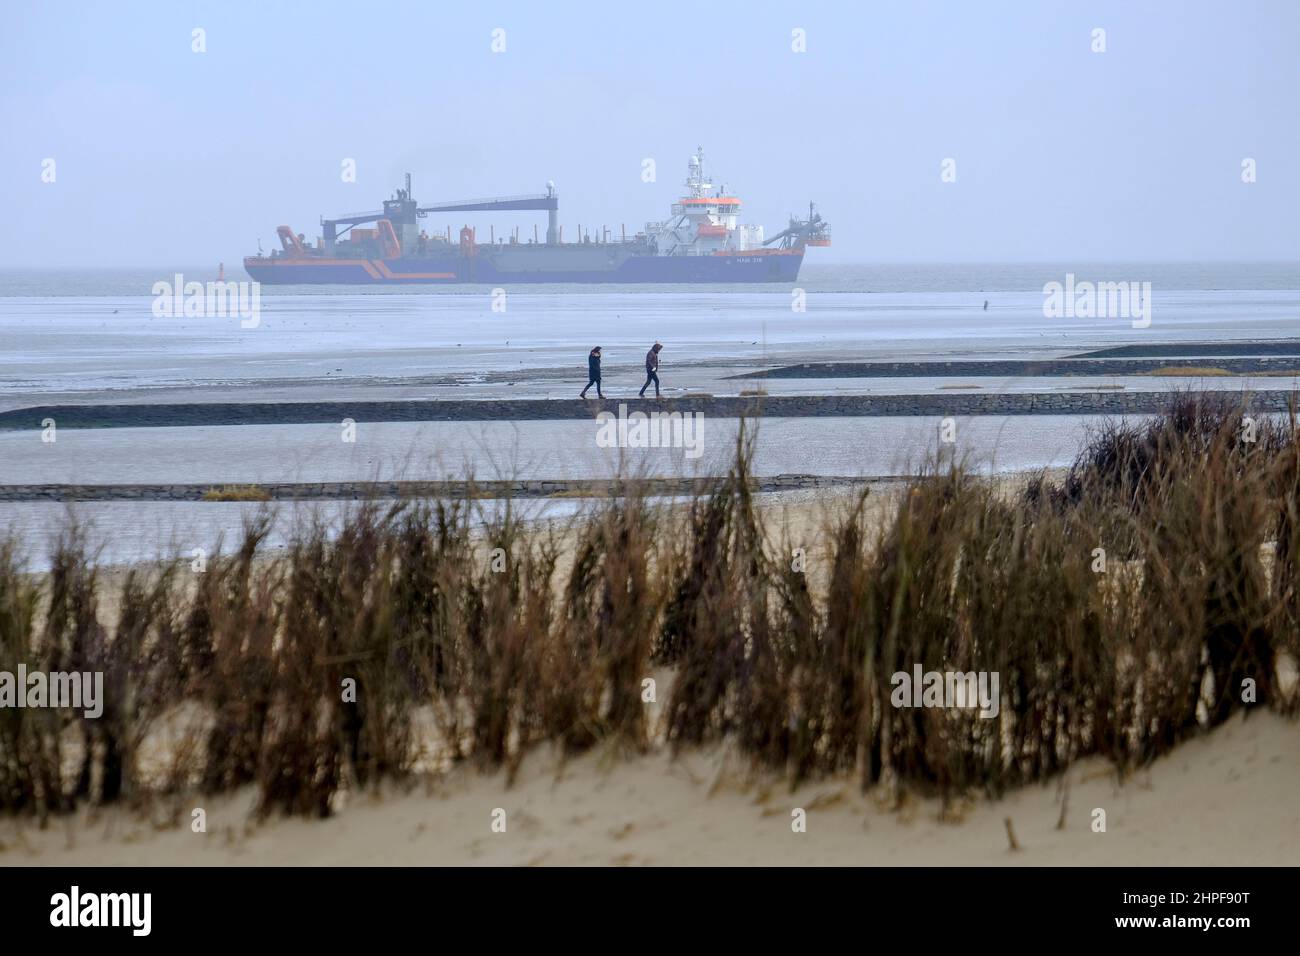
[580,346,603,398]
[639,341,663,398]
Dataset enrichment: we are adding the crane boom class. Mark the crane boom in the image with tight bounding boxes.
[321,177,561,245]
[417,194,557,214]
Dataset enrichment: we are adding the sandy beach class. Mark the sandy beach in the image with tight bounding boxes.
[5,708,1294,867]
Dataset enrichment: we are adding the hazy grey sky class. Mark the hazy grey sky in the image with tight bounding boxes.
[2,0,1297,267]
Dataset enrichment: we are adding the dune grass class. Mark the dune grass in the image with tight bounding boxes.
[1,396,1297,820]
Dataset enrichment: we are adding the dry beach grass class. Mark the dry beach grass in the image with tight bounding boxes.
[1,396,1298,864]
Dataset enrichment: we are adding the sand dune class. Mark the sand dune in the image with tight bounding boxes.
[3,709,1294,866]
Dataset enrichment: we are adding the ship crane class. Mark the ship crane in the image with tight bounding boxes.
[763,202,832,250]
[320,174,561,249]
[418,189,559,245]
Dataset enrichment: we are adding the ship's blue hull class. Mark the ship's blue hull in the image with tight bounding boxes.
[244,250,804,285]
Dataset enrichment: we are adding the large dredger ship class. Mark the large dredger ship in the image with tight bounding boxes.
[243,149,829,284]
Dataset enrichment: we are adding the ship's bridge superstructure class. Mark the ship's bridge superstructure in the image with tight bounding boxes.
[645,148,766,255]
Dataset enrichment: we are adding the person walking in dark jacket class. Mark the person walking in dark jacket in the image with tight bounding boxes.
[580,346,603,398]
[639,341,663,398]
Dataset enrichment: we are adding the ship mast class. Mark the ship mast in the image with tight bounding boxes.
[685,146,711,199]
